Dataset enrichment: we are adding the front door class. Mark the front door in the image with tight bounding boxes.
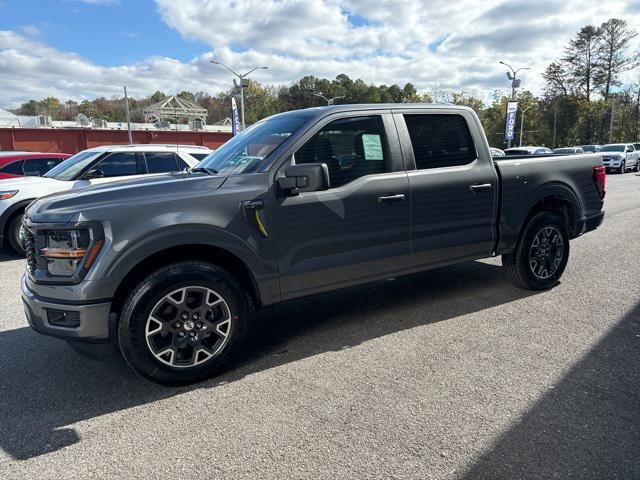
[271,113,411,300]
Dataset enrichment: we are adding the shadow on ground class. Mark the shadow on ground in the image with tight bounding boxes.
[0,250,21,262]
[460,301,640,479]
[1,260,535,460]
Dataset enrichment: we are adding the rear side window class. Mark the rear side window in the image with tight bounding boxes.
[295,115,389,188]
[145,152,179,173]
[404,114,476,169]
[0,160,23,175]
[93,152,140,177]
[22,158,63,176]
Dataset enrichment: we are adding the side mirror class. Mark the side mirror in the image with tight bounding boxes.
[84,168,105,179]
[627,147,634,153]
[277,163,330,195]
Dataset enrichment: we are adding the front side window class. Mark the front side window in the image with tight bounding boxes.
[22,158,62,176]
[145,152,178,173]
[404,114,476,170]
[92,152,139,178]
[295,116,389,188]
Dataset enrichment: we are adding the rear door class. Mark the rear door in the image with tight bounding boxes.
[271,112,411,299]
[393,109,498,270]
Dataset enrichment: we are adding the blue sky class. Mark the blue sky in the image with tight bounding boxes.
[0,0,639,107]
[0,0,209,65]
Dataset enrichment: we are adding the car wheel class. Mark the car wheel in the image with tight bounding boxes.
[118,261,253,385]
[503,212,570,290]
[619,161,626,174]
[7,213,25,255]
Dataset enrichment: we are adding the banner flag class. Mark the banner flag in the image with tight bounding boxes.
[231,97,240,136]
[505,101,518,141]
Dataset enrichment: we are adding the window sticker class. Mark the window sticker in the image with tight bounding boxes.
[362,134,383,160]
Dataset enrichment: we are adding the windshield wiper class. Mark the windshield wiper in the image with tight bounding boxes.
[189,166,219,175]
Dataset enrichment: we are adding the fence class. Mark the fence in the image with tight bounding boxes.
[0,128,232,153]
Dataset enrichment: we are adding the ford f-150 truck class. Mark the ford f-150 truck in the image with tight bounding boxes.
[20,104,606,385]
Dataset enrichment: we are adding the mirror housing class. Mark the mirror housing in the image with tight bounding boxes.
[84,168,105,180]
[627,146,634,153]
[277,163,330,195]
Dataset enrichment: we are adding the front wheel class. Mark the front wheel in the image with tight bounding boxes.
[619,161,626,174]
[118,262,252,385]
[7,213,25,255]
[503,212,570,290]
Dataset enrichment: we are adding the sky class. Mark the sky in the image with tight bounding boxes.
[1,0,639,108]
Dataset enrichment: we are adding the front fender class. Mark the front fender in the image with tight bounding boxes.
[98,223,280,305]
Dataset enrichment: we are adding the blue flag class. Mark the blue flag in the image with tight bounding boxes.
[231,97,240,136]
[504,101,517,141]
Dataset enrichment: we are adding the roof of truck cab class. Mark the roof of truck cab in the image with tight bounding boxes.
[268,103,473,120]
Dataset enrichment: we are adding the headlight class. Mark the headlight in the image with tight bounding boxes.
[0,190,18,200]
[40,229,103,277]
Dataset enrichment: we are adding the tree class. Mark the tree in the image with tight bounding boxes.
[595,18,638,100]
[542,62,570,97]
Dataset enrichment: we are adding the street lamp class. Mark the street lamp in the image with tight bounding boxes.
[210,60,268,130]
[499,61,530,148]
[313,92,345,106]
[519,105,532,147]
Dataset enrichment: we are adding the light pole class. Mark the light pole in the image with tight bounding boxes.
[519,105,532,147]
[210,60,268,130]
[500,61,530,148]
[313,92,345,106]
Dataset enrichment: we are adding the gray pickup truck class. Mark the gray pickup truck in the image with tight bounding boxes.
[21,104,606,385]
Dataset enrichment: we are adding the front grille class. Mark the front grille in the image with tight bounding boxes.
[24,228,37,275]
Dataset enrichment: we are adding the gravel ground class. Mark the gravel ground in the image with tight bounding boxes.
[0,174,638,480]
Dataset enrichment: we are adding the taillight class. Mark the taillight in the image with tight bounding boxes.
[593,166,606,199]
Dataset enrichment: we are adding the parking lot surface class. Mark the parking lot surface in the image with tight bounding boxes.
[0,174,638,480]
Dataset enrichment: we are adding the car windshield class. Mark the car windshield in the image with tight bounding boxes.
[43,150,103,181]
[196,115,308,174]
[600,145,625,152]
[554,148,573,154]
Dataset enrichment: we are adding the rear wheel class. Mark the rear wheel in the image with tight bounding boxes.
[7,213,25,255]
[118,261,252,385]
[503,212,570,290]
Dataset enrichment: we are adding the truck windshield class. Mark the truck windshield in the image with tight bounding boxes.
[600,145,625,152]
[196,115,307,174]
[43,150,103,181]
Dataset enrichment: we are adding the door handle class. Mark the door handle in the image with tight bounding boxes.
[468,183,492,193]
[377,194,405,204]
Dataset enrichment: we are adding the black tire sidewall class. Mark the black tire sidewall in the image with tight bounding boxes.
[517,213,570,290]
[8,213,25,255]
[118,263,250,385]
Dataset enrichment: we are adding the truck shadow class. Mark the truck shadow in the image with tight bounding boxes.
[459,301,640,479]
[0,250,21,262]
[1,260,536,460]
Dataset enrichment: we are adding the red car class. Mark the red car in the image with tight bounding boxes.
[0,152,72,180]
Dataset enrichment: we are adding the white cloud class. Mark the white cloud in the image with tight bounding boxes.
[2,0,640,107]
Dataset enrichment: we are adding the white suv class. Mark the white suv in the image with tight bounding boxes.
[0,144,211,254]
[600,143,640,173]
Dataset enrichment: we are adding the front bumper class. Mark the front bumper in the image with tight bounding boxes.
[22,275,112,343]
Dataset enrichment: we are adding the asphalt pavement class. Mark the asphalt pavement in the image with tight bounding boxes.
[0,174,638,479]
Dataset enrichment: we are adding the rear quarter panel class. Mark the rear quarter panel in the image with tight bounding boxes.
[495,153,604,254]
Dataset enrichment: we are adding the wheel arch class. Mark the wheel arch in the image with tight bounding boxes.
[109,243,262,323]
[0,199,36,245]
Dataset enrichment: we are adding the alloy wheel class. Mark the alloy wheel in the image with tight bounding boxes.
[145,286,232,368]
[528,226,564,280]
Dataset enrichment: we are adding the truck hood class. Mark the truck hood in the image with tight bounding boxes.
[25,173,228,223]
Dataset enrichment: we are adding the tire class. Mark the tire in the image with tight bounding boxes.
[7,213,25,255]
[118,261,252,385]
[503,212,570,291]
[619,161,626,174]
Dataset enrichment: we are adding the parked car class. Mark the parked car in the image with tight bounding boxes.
[599,143,640,173]
[504,146,554,155]
[579,145,600,153]
[490,147,505,157]
[0,144,210,254]
[553,147,585,155]
[0,152,71,180]
[20,104,605,385]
